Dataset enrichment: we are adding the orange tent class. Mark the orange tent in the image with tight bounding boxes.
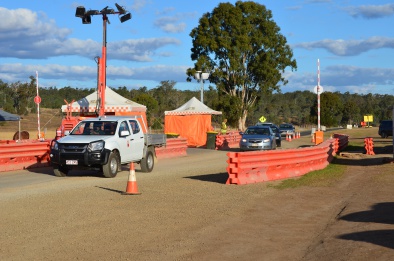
[164,97,222,147]
[61,87,148,132]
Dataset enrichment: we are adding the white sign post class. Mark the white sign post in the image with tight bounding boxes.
[313,59,324,131]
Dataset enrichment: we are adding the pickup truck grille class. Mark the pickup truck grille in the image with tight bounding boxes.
[60,143,88,153]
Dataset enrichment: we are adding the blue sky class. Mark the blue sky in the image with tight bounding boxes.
[1,0,393,95]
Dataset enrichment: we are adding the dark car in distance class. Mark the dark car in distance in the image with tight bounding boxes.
[255,122,281,147]
[279,123,295,137]
[239,126,276,151]
[378,120,393,138]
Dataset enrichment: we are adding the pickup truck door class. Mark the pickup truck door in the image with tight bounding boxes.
[118,121,133,163]
[128,120,144,161]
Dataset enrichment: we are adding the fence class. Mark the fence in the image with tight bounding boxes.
[215,131,242,150]
[156,137,188,159]
[226,135,348,185]
[0,139,51,172]
[0,137,189,173]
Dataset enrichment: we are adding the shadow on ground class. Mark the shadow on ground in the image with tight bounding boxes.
[338,202,394,249]
[184,172,228,184]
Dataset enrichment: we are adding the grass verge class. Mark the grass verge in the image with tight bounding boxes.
[268,158,346,190]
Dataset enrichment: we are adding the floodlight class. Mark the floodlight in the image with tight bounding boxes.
[101,6,114,14]
[75,6,86,18]
[82,15,91,24]
[115,3,126,14]
[86,10,99,15]
[120,13,131,23]
[201,73,210,80]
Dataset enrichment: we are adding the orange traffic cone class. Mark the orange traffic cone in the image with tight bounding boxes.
[288,133,292,142]
[286,134,289,141]
[122,162,141,195]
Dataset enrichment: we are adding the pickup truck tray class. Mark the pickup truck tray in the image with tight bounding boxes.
[146,134,166,146]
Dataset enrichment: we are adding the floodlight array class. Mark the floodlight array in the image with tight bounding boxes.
[75,3,132,24]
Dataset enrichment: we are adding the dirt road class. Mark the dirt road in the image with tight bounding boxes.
[1,139,394,260]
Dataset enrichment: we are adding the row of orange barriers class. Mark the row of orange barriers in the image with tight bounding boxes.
[333,134,349,151]
[156,138,188,159]
[215,131,241,150]
[0,139,51,172]
[226,135,349,185]
[0,138,188,173]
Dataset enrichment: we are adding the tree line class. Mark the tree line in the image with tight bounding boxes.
[1,78,393,129]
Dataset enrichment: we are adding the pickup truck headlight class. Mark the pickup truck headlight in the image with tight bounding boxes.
[51,141,59,150]
[88,140,104,152]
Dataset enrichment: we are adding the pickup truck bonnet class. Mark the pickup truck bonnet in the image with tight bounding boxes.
[57,134,114,144]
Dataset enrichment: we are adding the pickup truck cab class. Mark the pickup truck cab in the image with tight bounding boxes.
[50,116,166,178]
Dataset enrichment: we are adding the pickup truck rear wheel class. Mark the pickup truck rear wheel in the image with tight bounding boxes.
[103,152,119,178]
[53,164,69,177]
[140,149,154,173]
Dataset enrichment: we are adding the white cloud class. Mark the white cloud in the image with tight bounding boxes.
[0,7,181,62]
[344,4,394,19]
[0,62,189,84]
[154,16,187,33]
[131,0,150,11]
[109,38,181,61]
[284,65,394,94]
[293,37,394,56]
[0,7,71,40]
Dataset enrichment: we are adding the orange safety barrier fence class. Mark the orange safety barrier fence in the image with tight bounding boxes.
[226,135,348,185]
[155,137,188,159]
[0,139,51,172]
[333,133,349,152]
[0,137,188,173]
[216,131,241,150]
[364,137,375,155]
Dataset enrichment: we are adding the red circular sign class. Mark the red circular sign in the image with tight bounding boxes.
[34,96,41,104]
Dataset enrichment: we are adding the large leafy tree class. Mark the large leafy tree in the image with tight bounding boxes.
[311,92,344,127]
[187,1,297,130]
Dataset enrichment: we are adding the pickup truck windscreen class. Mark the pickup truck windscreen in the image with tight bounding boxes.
[70,121,118,135]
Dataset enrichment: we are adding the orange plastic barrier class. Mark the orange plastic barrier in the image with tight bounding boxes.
[333,133,349,151]
[364,137,375,155]
[155,137,187,159]
[0,139,51,172]
[216,131,241,150]
[0,137,187,173]
[226,135,349,185]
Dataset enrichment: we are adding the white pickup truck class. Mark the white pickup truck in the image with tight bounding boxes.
[50,116,166,178]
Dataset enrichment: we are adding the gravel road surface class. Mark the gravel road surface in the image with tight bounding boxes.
[1,137,394,260]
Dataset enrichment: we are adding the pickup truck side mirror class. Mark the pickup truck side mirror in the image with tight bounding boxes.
[64,130,70,136]
[120,130,130,137]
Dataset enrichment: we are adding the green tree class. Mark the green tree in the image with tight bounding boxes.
[133,93,159,127]
[187,1,297,130]
[311,92,343,127]
[342,99,360,125]
[151,80,182,117]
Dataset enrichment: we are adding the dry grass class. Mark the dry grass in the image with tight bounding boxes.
[0,108,62,140]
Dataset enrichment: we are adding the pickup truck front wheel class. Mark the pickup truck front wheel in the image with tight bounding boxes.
[102,152,119,178]
[140,149,154,173]
[53,164,69,177]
